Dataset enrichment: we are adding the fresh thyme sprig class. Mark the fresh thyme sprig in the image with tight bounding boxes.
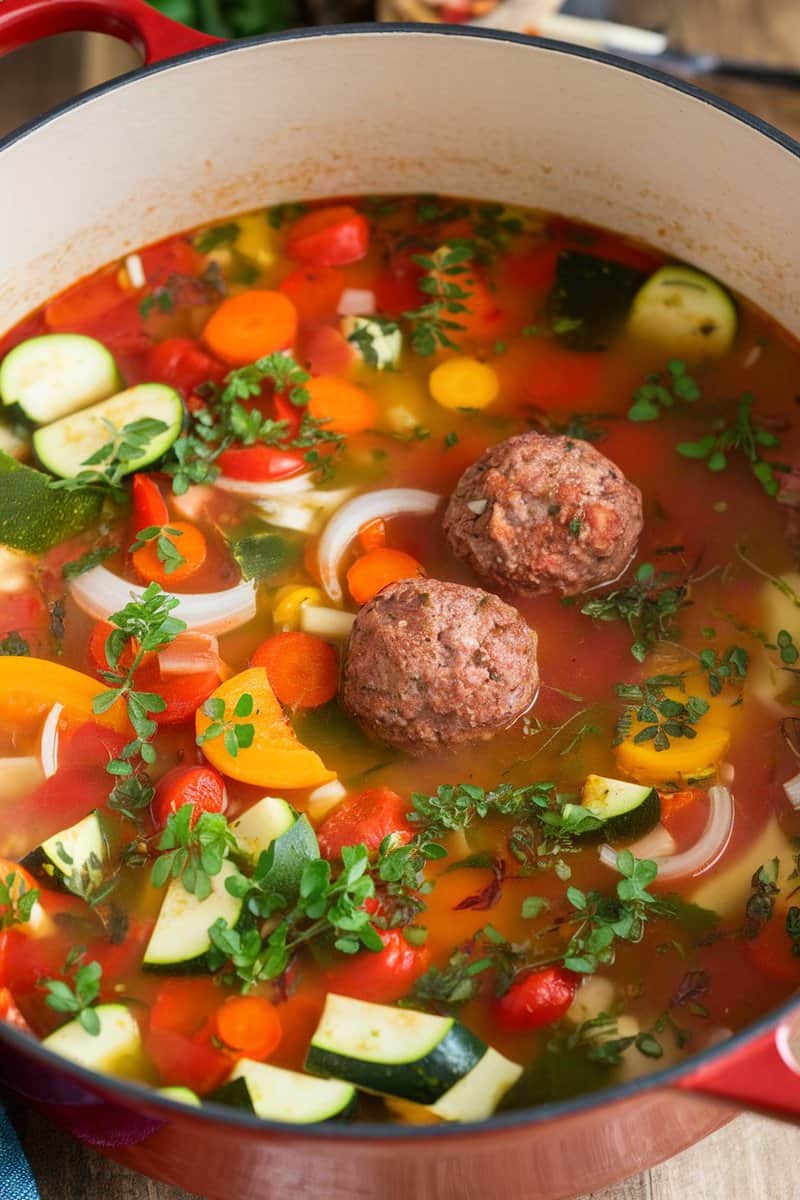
[41,949,103,1037]
[628,359,700,422]
[677,393,786,495]
[580,561,689,662]
[151,804,238,900]
[197,692,256,758]
[615,675,710,752]
[130,525,186,576]
[0,871,39,932]
[402,241,475,356]
[48,418,169,502]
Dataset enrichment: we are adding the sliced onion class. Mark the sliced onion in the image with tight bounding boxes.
[215,472,315,498]
[317,488,441,601]
[337,288,375,317]
[599,785,734,881]
[39,703,63,779]
[158,633,220,678]
[300,605,355,639]
[70,566,257,635]
[784,772,800,810]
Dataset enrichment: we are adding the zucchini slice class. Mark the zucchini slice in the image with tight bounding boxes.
[232,796,318,900]
[33,383,183,480]
[143,860,243,973]
[565,774,660,840]
[213,1060,356,1124]
[547,251,646,351]
[0,448,100,553]
[385,1047,523,1123]
[43,1004,143,1078]
[0,334,121,424]
[305,994,488,1106]
[627,265,737,358]
[24,810,108,892]
[158,1086,202,1108]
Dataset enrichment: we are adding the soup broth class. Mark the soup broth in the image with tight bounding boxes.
[0,195,798,1123]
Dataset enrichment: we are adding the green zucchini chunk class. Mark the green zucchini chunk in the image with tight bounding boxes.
[627,265,737,358]
[43,1004,142,1077]
[23,809,108,892]
[0,333,121,423]
[0,449,100,553]
[232,795,318,900]
[305,993,488,1105]
[143,860,243,973]
[567,773,661,841]
[213,1059,356,1123]
[547,251,647,351]
[33,383,183,480]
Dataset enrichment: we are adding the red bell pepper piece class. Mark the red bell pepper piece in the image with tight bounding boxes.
[131,473,170,535]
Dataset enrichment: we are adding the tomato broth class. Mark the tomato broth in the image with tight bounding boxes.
[0,195,798,1123]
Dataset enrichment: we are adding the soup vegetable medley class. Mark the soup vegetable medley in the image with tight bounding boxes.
[0,195,799,1127]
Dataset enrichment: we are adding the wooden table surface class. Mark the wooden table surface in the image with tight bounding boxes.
[2,2,800,1197]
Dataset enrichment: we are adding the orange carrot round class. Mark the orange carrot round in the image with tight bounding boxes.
[214,995,282,1062]
[346,548,425,605]
[251,631,339,709]
[131,522,207,587]
[203,290,298,366]
[306,376,377,435]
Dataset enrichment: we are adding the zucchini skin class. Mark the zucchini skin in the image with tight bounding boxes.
[0,448,100,553]
[547,251,646,352]
[306,1022,486,1105]
[211,1075,358,1123]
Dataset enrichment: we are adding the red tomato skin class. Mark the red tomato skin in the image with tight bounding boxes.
[131,473,169,534]
[317,788,414,860]
[147,337,227,396]
[494,967,578,1032]
[152,671,220,726]
[139,238,203,285]
[325,930,429,1003]
[152,765,227,829]
[217,444,307,482]
[287,208,369,268]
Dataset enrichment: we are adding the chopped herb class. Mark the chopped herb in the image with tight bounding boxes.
[196,692,256,759]
[0,871,39,932]
[697,644,749,695]
[151,804,237,900]
[129,524,186,576]
[401,925,525,1014]
[443,431,459,449]
[408,781,556,839]
[677,393,786,495]
[615,675,710,752]
[267,202,308,229]
[742,858,780,940]
[195,222,240,253]
[403,241,475,356]
[61,546,115,580]
[628,359,700,422]
[345,315,400,368]
[41,952,103,1037]
[580,562,689,661]
[0,631,30,656]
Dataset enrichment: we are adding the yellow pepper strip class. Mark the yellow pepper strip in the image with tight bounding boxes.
[428,357,499,411]
[0,657,129,733]
[196,667,335,790]
[272,585,325,631]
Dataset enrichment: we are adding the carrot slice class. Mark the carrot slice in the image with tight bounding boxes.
[347,547,425,605]
[215,995,282,1062]
[251,631,339,709]
[203,290,298,366]
[306,376,378,435]
[131,521,207,587]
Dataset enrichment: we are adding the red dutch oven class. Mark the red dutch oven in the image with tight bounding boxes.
[1,3,800,1197]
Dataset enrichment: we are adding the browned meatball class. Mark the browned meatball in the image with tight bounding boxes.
[443,432,643,596]
[341,577,538,756]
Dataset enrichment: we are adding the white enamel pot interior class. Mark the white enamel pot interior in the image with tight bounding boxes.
[1,25,800,1200]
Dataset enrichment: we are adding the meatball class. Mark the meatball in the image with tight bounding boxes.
[342,577,538,756]
[443,432,643,596]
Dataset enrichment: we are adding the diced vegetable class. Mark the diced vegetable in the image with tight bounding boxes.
[299,605,355,640]
[230,529,300,582]
[23,810,107,892]
[306,377,377,436]
[341,316,402,370]
[213,1059,357,1123]
[195,667,335,789]
[428,357,499,411]
[0,333,121,423]
[547,251,646,351]
[287,205,369,268]
[43,1004,143,1078]
[231,795,318,899]
[494,967,577,1032]
[157,1086,202,1107]
[215,996,282,1062]
[565,774,660,841]
[316,787,412,860]
[152,766,227,829]
[33,384,183,480]
[383,1047,523,1123]
[144,860,243,972]
[627,265,737,358]
[0,449,100,553]
[251,631,339,708]
[203,291,298,365]
[347,547,425,605]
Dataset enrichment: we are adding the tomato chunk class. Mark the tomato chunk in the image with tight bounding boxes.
[287,205,369,268]
[317,787,414,860]
[494,967,577,1032]
[325,929,428,1003]
[147,978,230,1095]
[152,765,227,829]
[147,337,226,397]
[217,444,307,482]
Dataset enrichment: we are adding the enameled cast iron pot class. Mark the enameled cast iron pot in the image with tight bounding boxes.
[1,3,800,1195]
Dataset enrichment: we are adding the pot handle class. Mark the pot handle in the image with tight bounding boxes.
[0,0,222,66]
[677,1020,800,1122]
